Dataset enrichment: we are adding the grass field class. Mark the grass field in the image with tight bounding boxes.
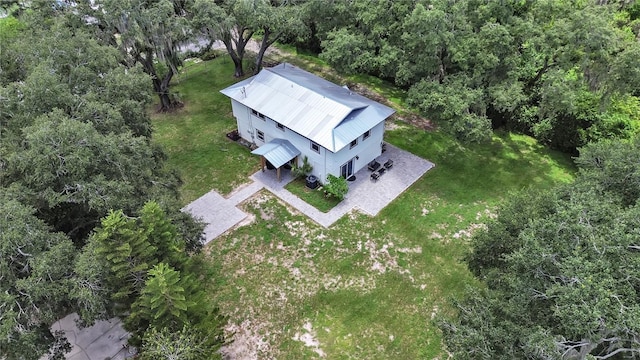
[150,59,258,203]
[152,56,576,359]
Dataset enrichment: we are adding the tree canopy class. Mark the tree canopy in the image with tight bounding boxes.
[442,138,640,359]
[0,9,209,358]
[307,0,640,150]
[79,0,193,111]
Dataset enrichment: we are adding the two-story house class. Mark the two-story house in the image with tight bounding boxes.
[220,63,395,183]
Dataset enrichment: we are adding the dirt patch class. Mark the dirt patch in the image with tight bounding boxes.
[293,321,326,358]
[452,223,487,240]
[221,320,272,360]
[386,121,408,131]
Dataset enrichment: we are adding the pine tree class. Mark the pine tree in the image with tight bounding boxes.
[139,202,188,271]
[93,210,158,305]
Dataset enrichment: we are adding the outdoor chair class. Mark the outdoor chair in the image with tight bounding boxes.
[384,159,393,169]
[371,172,380,182]
[368,161,381,171]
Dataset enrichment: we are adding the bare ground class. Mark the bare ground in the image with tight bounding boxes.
[211,192,495,359]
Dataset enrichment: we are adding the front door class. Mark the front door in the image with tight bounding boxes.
[340,158,355,178]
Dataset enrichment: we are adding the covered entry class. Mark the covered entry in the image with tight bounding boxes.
[251,139,301,181]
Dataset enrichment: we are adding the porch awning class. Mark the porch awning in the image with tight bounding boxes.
[251,138,301,168]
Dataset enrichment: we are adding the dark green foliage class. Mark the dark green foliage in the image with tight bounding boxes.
[192,0,303,77]
[75,202,191,314]
[3,110,178,242]
[316,0,640,151]
[94,209,160,304]
[1,6,214,358]
[75,202,224,350]
[141,325,224,360]
[443,139,640,359]
[127,263,194,338]
[574,138,640,206]
[0,194,76,360]
[85,0,192,110]
[291,156,313,179]
[324,174,349,201]
[0,16,190,244]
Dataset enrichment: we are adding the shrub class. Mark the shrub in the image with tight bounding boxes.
[292,156,313,179]
[324,174,348,201]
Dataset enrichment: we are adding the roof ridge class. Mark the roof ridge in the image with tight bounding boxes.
[266,63,369,111]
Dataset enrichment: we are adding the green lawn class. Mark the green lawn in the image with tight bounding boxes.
[284,178,341,213]
[153,56,576,359]
[151,59,259,203]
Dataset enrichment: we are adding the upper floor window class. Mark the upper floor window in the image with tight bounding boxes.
[256,130,265,141]
[310,141,320,153]
[350,138,358,149]
[251,108,266,120]
[363,130,371,140]
[276,122,285,131]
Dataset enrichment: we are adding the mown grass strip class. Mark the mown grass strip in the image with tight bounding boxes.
[284,178,341,213]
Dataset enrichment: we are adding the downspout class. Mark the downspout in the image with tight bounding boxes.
[247,106,255,142]
[324,147,327,184]
[328,128,336,182]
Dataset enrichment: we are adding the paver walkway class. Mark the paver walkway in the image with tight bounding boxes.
[47,314,133,360]
[183,144,434,243]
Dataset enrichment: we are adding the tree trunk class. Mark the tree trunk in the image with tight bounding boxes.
[230,53,244,77]
[140,51,177,111]
[254,28,280,75]
[223,27,253,78]
[223,37,245,77]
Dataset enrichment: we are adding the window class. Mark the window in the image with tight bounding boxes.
[350,138,358,149]
[251,109,265,120]
[276,122,285,131]
[363,130,371,140]
[310,141,320,153]
[256,130,264,141]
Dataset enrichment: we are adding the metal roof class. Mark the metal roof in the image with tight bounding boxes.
[220,63,395,152]
[251,138,301,168]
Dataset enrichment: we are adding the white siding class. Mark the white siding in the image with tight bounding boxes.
[327,121,384,178]
[232,100,253,143]
[231,102,385,184]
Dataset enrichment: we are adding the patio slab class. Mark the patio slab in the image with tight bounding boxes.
[183,143,434,242]
[182,190,251,242]
[252,143,434,227]
[46,313,133,360]
[345,143,434,216]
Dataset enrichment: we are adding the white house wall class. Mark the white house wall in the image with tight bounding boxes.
[232,103,328,181]
[327,121,384,178]
[232,100,253,143]
[231,103,385,184]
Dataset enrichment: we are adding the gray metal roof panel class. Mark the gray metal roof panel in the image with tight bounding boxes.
[220,63,395,152]
[251,138,301,168]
